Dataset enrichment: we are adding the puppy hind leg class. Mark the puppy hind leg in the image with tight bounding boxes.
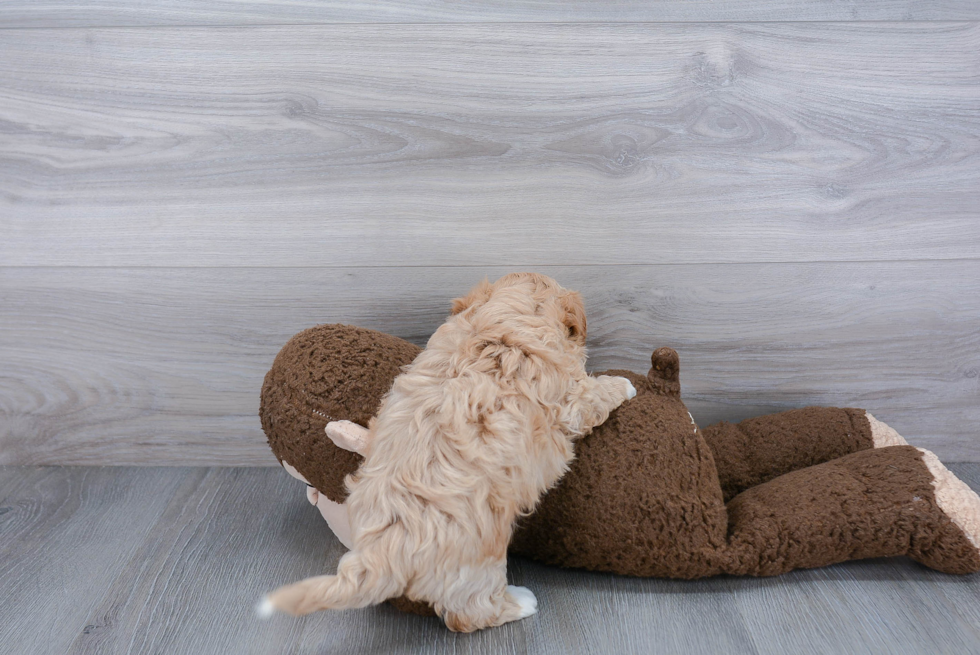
[438,566,537,632]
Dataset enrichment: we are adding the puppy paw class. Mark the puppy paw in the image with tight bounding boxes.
[595,375,637,408]
[622,378,637,400]
[506,586,538,619]
[608,376,636,403]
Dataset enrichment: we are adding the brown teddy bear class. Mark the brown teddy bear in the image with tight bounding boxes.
[260,324,980,616]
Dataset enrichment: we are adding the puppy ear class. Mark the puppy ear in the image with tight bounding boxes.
[451,277,492,315]
[560,291,587,345]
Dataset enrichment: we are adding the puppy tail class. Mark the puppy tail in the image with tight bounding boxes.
[259,551,401,617]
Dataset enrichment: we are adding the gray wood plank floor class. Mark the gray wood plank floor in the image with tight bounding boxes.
[2,464,980,655]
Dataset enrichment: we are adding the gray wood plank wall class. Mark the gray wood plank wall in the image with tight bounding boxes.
[2,2,979,28]
[2,4,978,465]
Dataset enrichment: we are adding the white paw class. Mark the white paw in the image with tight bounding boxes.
[506,585,538,619]
[616,377,637,401]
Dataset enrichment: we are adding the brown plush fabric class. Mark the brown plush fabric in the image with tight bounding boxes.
[386,596,439,616]
[510,350,728,578]
[723,446,980,576]
[701,407,874,502]
[259,324,420,502]
[260,324,980,618]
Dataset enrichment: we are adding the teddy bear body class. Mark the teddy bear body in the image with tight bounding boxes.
[261,324,980,614]
[509,358,729,579]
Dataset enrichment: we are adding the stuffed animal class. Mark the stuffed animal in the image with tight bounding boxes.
[260,324,980,616]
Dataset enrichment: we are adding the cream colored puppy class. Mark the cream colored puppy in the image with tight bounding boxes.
[259,273,636,631]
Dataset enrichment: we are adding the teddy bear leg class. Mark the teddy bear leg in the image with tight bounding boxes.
[700,407,902,501]
[865,412,909,447]
[911,448,980,572]
[722,445,980,576]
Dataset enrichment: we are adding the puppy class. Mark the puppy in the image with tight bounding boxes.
[259,273,636,631]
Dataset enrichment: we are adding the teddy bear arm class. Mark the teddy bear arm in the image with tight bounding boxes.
[325,420,372,455]
[700,407,878,502]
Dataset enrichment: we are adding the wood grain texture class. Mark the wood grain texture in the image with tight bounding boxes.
[1,0,978,28]
[2,465,980,654]
[0,467,189,655]
[2,23,979,266]
[2,263,978,466]
[65,467,332,655]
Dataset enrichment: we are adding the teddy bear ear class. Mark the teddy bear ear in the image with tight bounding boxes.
[560,291,587,346]
[451,277,493,315]
[648,347,681,397]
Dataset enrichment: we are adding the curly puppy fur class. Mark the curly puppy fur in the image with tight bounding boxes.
[262,273,635,631]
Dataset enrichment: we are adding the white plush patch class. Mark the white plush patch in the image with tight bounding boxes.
[918,448,980,550]
[506,585,538,619]
[256,597,276,619]
[866,412,908,447]
[280,460,310,484]
[315,494,355,550]
[280,459,355,550]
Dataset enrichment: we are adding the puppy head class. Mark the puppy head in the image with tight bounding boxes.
[451,277,493,315]
[452,273,587,347]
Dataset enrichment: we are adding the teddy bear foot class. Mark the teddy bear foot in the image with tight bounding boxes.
[866,412,908,448]
[912,448,980,574]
